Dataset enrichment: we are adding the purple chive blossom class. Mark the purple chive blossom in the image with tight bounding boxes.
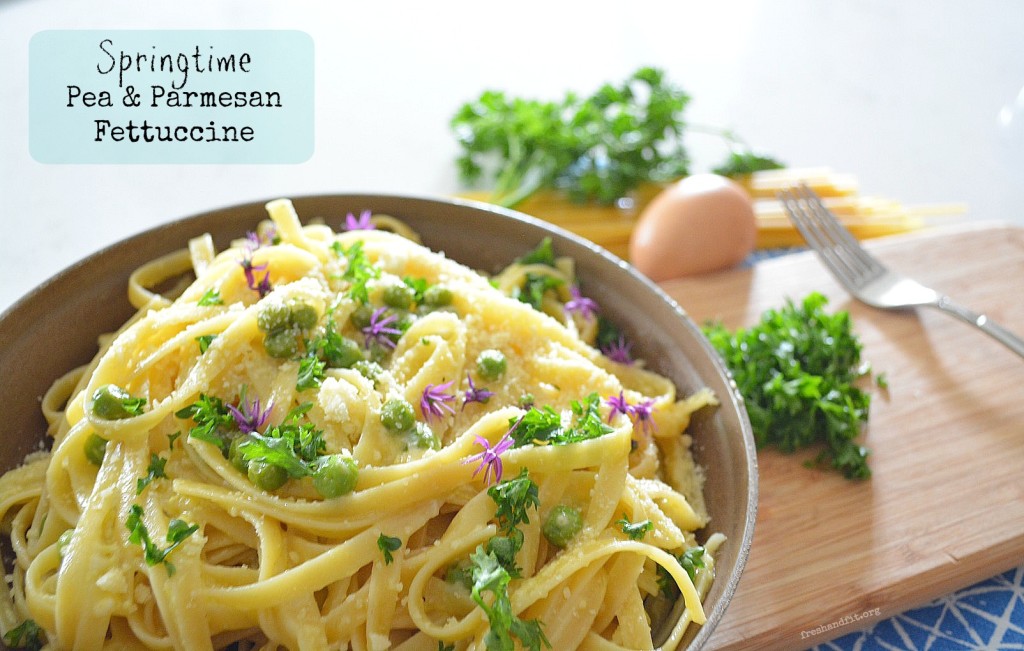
[462,373,495,410]
[227,395,274,434]
[240,256,272,298]
[361,307,402,349]
[564,286,599,321]
[421,381,457,422]
[631,398,657,435]
[464,433,514,485]
[601,334,634,366]
[344,210,375,231]
[244,231,263,252]
[605,391,632,423]
[604,392,657,435]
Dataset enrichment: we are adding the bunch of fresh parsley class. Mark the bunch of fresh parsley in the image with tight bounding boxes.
[451,67,782,207]
[703,292,874,479]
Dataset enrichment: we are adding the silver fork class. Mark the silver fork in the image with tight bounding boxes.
[779,184,1024,359]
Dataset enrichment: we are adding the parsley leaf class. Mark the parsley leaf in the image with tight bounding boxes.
[402,276,430,304]
[377,533,401,565]
[332,240,380,304]
[510,238,564,311]
[3,619,43,651]
[136,453,168,495]
[711,150,785,178]
[469,546,550,651]
[195,334,217,353]
[487,468,540,535]
[657,546,706,598]
[679,546,706,583]
[125,505,199,576]
[507,394,612,447]
[237,406,326,480]
[296,354,326,392]
[197,288,223,306]
[616,514,654,541]
[703,292,873,479]
[516,238,556,267]
[175,394,235,451]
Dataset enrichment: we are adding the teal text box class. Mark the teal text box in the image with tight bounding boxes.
[30,30,314,164]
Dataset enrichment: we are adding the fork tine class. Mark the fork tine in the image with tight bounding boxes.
[778,187,857,286]
[794,185,886,280]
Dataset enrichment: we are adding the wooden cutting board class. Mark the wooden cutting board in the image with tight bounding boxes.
[659,223,1024,650]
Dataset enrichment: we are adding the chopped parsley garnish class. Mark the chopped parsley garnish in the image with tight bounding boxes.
[3,619,43,650]
[507,394,612,447]
[237,403,326,481]
[402,275,430,303]
[175,394,235,450]
[703,292,873,479]
[657,546,707,598]
[136,453,168,495]
[509,238,564,311]
[616,514,653,541]
[377,533,401,565]
[488,468,540,536]
[125,505,199,576]
[296,353,326,391]
[197,288,223,306]
[195,334,217,353]
[469,546,550,651]
[332,240,380,304]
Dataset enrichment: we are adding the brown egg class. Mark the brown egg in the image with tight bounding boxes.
[629,174,756,281]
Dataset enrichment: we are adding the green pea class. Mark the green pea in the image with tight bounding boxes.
[485,535,518,569]
[84,433,108,466]
[312,454,359,498]
[91,384,138,420]
[422,285,453,307]
[289,301,319,330]
[444,559,474,589]
[380,398,415,433]
[257,303,291,333]
[325,336,364,369]
[382,282,414,310]
[542,504,583,549]
[394,310,416,333]
[247,460,288,491]
[353,360,383,384]
[408,422,440,450]
[349,304,374,329]
[368,341,393,364]
[263,329,299,358]
[228,434,253,473]
[476,349,507,381]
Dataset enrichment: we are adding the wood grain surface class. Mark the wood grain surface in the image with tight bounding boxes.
[660,223,1024,650]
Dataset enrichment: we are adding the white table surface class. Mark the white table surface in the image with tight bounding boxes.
[2,0,1023,314]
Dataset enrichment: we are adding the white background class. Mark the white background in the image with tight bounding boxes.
[2,0,1023,312]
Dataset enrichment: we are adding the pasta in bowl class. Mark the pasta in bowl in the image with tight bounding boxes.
[0,196,756,650]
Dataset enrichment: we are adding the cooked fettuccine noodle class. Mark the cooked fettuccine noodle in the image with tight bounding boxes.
[0,199,721,650]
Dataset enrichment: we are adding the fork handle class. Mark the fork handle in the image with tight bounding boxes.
[933,296,1024,359]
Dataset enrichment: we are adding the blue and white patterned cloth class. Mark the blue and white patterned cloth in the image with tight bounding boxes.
[809,567,1024,651]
